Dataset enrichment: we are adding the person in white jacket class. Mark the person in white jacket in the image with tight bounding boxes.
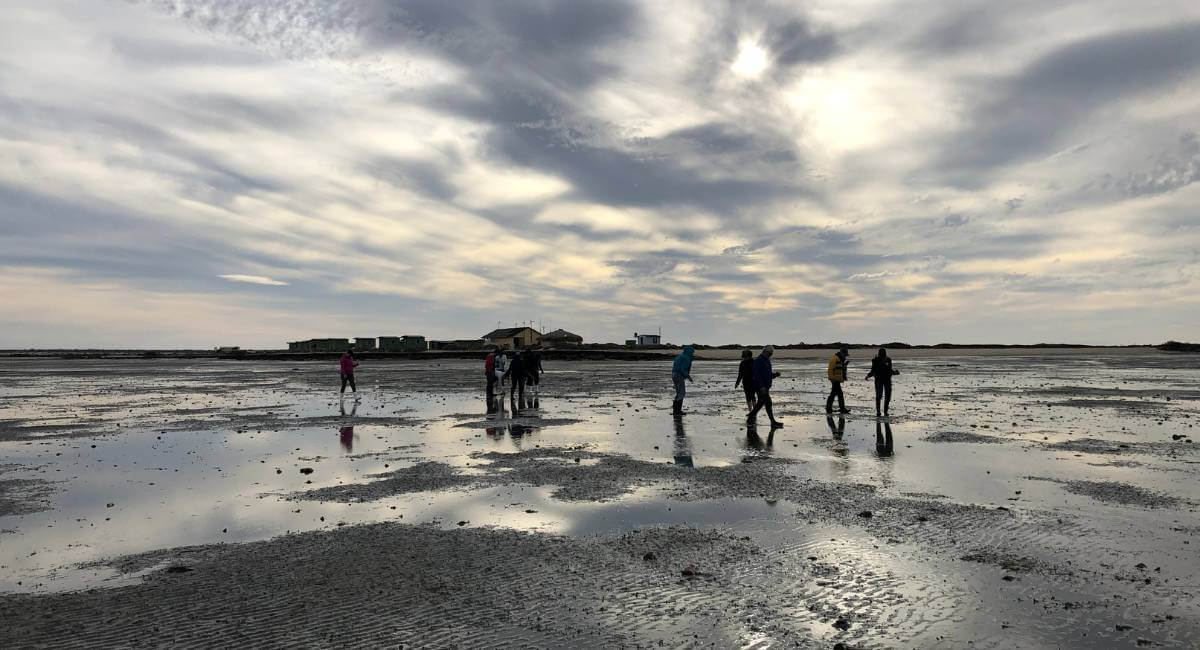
[494,349,509,387]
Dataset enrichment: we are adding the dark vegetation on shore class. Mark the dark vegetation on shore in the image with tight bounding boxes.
[1158,341,1200,352]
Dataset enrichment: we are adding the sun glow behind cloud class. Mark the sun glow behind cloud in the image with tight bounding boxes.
[731,40,770,78]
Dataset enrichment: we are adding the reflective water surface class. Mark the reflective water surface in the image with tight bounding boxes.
[1,352,1198,647]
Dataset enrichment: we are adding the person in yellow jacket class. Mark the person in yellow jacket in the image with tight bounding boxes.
[825,347,851,414]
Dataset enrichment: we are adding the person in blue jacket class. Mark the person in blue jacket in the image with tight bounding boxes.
[747,345,783,428]
[671,345,695,416]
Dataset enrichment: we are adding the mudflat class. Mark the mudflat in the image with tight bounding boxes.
[0,351,1197,648]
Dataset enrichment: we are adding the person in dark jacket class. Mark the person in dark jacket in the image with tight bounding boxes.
[671,345,695,416]
[734,349,756,411]
[747,346,783,428]
[864,347,900,416]
[525,350,545,396]
[504,351,526,404]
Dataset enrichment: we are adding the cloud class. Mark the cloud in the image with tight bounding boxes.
[940,21,1200,177]
[1121,132,1200,197]
[848,271,889,281]
[0,0,1197,347]
[219,274,289,286]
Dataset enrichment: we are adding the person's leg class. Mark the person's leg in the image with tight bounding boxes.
[340,374,347,394]
[748,391,763,420]
[763,391,781,426]
[874,381,883,416]
[678,374,687,414]
[883,381,892,416]
[486,373,496,413]
[672,374,683,414]
[826,383,835,413]
[834,382,846,412]
[349,374,357,393]
[744,386,756,411]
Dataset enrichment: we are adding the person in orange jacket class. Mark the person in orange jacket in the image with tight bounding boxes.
[825,347,850,414]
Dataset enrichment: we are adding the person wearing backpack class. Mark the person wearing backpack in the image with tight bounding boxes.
[864,348,900,417]
[747,346,783,428]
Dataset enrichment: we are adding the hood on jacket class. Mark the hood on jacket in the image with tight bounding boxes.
[672,345,695,375]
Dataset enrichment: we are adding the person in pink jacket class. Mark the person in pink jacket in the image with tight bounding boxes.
[339,350,359,394]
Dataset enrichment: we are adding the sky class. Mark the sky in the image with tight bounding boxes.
[1,0,1198,348]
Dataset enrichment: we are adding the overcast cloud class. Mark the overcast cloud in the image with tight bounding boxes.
[1,0,1197,347]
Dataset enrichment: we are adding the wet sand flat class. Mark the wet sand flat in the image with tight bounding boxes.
[1,351,1198,648]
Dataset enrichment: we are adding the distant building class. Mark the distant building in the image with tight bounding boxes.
[428,339,488,351]
[379,335,427,352]
[541,329,583,346]
[634,332,661,346]
[353,337,377,352]
[482,327,542,350]
[401,335,427,351]
[288,338,351,352]
[214,346,240,353]
[377,336,401,351]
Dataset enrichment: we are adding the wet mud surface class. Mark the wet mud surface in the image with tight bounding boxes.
[1,352,1199,648]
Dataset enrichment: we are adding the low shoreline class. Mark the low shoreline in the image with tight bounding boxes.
[0,344,1160,362]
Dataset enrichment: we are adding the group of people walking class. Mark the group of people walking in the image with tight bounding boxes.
[676,346,901,423]
[344,343,897,423]
[484,346,544,413]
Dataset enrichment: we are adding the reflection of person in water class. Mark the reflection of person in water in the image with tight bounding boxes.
[745,423,764,451]
[338,399,357,452]
[746,422,778,454]
[864,348,900,417]
[875,420,894,457]
[672,418,693,467]
[826,414,846,440]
